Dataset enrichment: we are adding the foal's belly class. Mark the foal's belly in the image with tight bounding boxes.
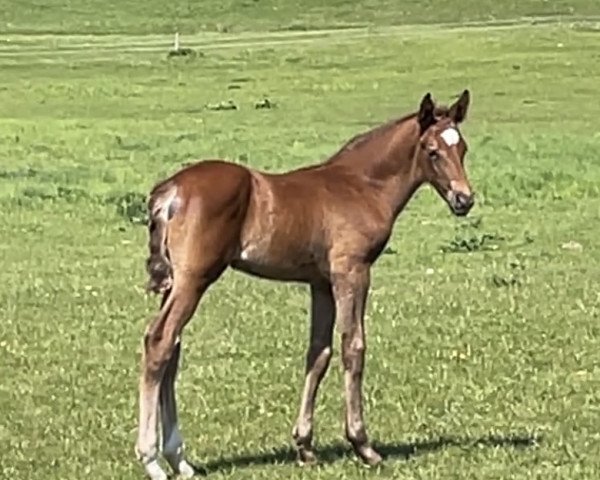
[230,237,321,283]
[230,257,317,283]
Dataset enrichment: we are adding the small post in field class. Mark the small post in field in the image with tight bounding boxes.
[167,31,195,58]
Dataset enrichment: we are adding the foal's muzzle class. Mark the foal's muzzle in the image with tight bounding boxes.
[448,190,474,216]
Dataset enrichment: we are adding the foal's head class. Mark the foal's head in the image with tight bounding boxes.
[415,90,474,216]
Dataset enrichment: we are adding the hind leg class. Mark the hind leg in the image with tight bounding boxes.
[135,279,206,480]
[159,335,194,477]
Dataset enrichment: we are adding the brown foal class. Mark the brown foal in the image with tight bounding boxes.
[135,90,475,479]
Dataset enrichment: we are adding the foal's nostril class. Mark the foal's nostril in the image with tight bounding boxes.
[455,192,474,210]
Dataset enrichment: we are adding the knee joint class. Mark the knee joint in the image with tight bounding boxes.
[307,344,332,366]
[349,337,365,354]
[342,340,365,369]
[321,346,333,362]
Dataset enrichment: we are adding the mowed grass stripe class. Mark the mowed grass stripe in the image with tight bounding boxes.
[0,14,598,57]
[0,24,595,67]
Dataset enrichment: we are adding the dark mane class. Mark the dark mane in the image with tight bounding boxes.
[325,105,449,164]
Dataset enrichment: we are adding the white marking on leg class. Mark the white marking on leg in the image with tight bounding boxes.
[144,459,168,480]
[137,388,163,472]
[440,127,460,146]
[160,334,193,477]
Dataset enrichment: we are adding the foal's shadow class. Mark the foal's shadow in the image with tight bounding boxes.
[187,433,541,476]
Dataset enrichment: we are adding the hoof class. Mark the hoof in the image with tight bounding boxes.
[297,447,318,466]
[143,459,168,480]
[177,460,195,478]
[354,444,383,466]
[292,426,317,466]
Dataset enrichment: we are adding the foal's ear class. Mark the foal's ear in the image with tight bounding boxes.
[448,89,470,124]
[418,92,436,133]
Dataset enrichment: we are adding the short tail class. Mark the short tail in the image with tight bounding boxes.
[145,182,176,295]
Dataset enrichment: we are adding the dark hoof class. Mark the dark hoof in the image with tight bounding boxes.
[292,426,317,466]
[297,447,318,466]
[354,444,383,466]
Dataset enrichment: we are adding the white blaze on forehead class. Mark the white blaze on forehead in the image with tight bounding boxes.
[440,127,460,147]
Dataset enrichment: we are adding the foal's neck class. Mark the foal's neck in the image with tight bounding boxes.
[376,118,424,218]
[327,116,424,219]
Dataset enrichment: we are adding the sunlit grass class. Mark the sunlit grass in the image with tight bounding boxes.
[1,2,600,479]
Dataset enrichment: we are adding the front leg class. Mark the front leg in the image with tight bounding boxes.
[292,283,335,464]
[331,264,382,466]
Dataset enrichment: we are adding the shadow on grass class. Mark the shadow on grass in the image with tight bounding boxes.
[187,433,541,476]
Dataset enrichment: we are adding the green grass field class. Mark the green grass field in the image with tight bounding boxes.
[1,1,600,479]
